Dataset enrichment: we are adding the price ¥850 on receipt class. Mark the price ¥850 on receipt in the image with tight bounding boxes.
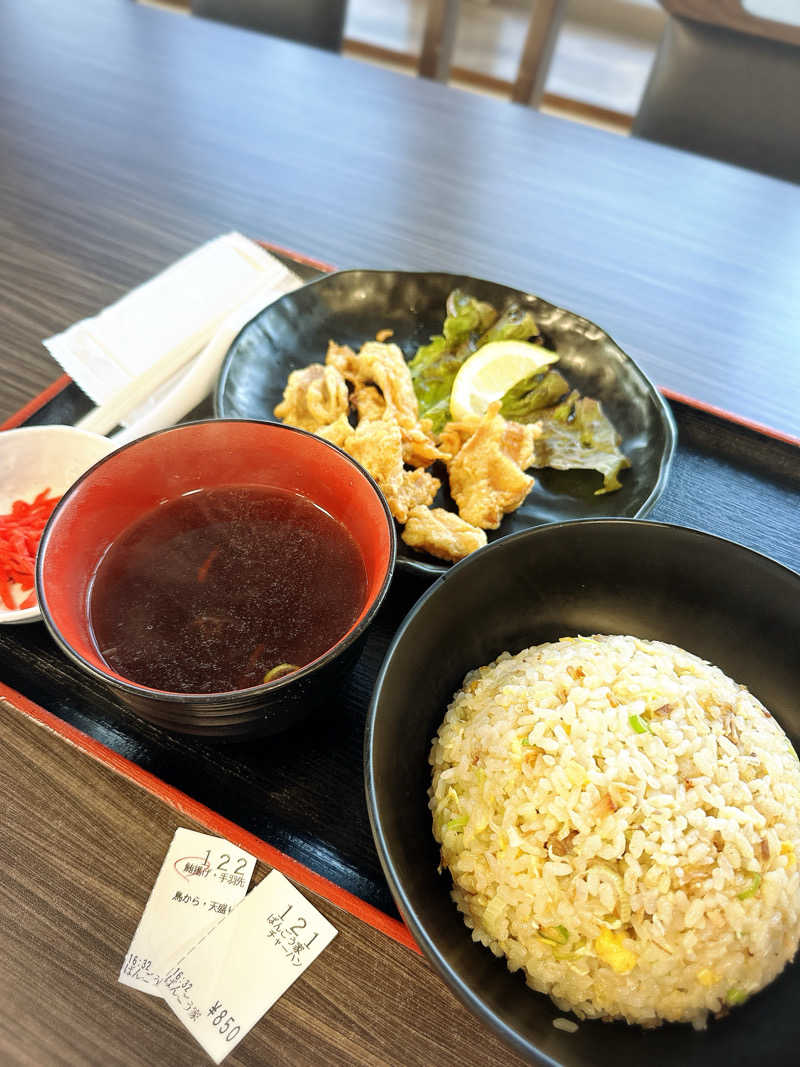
[161,870,337,1063]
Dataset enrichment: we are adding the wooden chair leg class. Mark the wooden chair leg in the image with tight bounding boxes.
[419,0,461,81]
[512,0,567,106]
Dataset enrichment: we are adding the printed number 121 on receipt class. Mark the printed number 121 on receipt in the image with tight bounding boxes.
[160,870,338,1063]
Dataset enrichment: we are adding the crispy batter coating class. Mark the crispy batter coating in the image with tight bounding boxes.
[437,417,480,461]
[325,340,361,381]
[345,416,405,508]
[351,384,386,422]
[500,417,538,470]
[401,506,487,562]
[274,363,349,432]
[393,468,441,524]
[342,416,418,523]
[353,341,420,428]
[332,416,439,523]
[400,422,448,468]
[439,412,539,469]
[446,402,538,529]
[326,338,419,430]
[280,339,545,561]
[314,414,354,450]
[349,355,445,468]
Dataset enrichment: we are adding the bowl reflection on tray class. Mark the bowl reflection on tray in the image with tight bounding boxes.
[36,420,396,737]
[365,519,800,1066]
[215,270,677,577]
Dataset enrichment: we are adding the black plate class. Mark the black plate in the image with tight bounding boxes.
[215,271,677,576]
[365,520,800,1066]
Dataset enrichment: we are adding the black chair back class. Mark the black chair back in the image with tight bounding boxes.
[633,16,800,184]
[191,0,346,52]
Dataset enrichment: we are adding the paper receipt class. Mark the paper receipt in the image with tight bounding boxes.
[119,828,257,995]
[161,869,337,1063]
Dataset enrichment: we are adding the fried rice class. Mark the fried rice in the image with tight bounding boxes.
[429,635,800,1028]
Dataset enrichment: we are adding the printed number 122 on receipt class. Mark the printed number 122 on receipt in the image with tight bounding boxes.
[119,828,257,994]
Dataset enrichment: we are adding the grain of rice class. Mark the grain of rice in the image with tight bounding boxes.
[553,1017,579,1032]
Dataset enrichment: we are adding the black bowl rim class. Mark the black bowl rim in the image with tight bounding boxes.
[213,268,679,577]
[364,517,800,1064]
[36,418,397,708]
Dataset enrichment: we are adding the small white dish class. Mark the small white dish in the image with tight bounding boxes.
[0,426,114,624]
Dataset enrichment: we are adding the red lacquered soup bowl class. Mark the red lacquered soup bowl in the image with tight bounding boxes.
[36,420,396,737]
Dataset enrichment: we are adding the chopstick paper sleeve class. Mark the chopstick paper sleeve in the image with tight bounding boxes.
[43,233,302,428]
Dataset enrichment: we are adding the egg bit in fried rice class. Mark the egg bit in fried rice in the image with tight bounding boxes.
[429,635,800,1029]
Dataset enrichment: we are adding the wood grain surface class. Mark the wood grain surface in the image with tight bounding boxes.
[0,0,798,438]
[0,696,532,1067]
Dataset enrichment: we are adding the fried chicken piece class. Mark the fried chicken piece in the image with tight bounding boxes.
[437,417,479,461]
[352,382,445,468]
[354,341,420,428]
[336,339,446,468]
[439,412,539,469]
[345,416,405,511]
[325,340,361,381]
[400,421,448,468]
[442,404,539,468]
[446,402,538,529]
[401,506,487,562]
[274,363,349,432]
[500,417,539,471]
[351,384,386,422]
[392,468,441,524]
[315,414,354,450]
[326,338,418,434]
[338,416,438,523]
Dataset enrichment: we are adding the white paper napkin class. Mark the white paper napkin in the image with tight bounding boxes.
[42,233,304,440]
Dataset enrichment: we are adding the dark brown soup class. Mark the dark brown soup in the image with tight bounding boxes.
[89,485,367,693]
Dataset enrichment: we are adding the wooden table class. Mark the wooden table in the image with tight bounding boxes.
[1,694,529,1066]
[1,0,799,440]
[1,2,799,1065]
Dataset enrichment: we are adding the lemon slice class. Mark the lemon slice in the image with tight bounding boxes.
[449,340,559,420]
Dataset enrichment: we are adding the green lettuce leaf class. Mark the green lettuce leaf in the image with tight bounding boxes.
[408,290,496,374]
[410,294,543,433]
[499,368,569,421]
[476,304,540,348]
[532,392,630,493]
[443,289,496,344]
[409,290,498,432]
